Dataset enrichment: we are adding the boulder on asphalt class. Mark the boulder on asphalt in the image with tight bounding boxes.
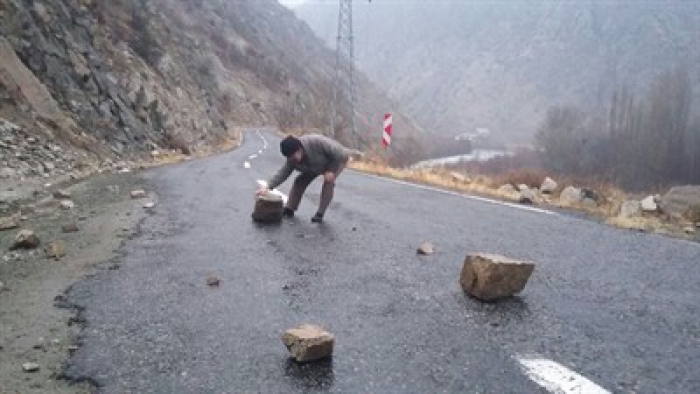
[45,241,66,260]
[641,195,658,212]
[559,186,582,206]
[417,242,435,255]
[459,253,535,301]
[619,200,642,218]
[282,324,334,363]
[540,177,558,194]
[130,190,147,199]
[252,191,285,224]
[206,276,220,287]
[0,215,20,231]
[660,186,700,218]
[11,230,40,250]
[517,184,530,192]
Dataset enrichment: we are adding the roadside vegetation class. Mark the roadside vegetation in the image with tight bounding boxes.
[350,68,700,238]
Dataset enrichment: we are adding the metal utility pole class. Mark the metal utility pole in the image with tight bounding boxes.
[330,0,359,147]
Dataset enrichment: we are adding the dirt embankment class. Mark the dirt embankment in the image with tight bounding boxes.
[0,169,154,394]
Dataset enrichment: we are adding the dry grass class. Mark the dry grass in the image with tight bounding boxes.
[350,160,694,238]
[349,160,520,202]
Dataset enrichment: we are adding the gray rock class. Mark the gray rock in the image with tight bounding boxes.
[619,200,642,218]
[540,177,558,194]
[417,242,435,255]
[519,189,535,205]
[45,241,66,259]
[282,324,335,363]
[581,197,598,208]
[0,215,19,231]
[459,253,535,301]
[641,195,658,212]
[59,200,75,210]
[62,223,79,233]
[206,276,220,287]
[130,189,147,199]
[53,189,71,199]
[559,186,583,206]
[22,362,40,373]
[660,186,700,218]
[450,171,469,183]
[252,197,283,224]
[497,184,517,196]
[11,229,40,250]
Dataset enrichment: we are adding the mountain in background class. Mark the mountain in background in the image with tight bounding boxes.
[1,0,424,175]
[296,0,700,145]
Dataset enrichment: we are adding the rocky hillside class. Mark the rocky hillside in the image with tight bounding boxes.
[0,0,424,186]
[296,1,700,144]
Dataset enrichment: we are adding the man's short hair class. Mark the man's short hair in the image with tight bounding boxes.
[280,135,302,157]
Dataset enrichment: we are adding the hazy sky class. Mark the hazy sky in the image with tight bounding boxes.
[279,0,308,8]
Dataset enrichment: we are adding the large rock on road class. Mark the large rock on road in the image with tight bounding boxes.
[459,253,535,301]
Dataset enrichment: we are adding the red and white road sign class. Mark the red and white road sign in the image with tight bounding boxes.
[382,113,392,148]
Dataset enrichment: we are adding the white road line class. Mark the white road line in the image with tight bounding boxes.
[249,154,258,159]
[517,357,611,394]
[357,172,556,215]
[258,150,263,154]
[244,161,251,169]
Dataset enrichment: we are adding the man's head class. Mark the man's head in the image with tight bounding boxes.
[280,136,304,162]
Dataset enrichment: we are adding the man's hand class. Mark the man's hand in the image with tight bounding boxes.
[323,171,337,183]
[256,185,268,197]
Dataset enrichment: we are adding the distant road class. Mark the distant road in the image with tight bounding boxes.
[65,130,700,393]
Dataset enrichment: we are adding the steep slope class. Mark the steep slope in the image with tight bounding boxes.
[0,0,425,182]
[297,1,700,144]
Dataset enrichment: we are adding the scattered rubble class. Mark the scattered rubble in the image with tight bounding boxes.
[0,215,20,231]
[459,253,535,301]
[45,241,67,260]
[10,230,40,250]
[59,200,75,210]
[417,242,435,255]
[206,276,221,287]
[62,223,79,233]
[52,190,71,200]
[22,363,40,373]
[282,324,335,363]
[130,190,147,199]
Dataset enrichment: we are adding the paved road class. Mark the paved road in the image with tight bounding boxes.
[64,130,700,393]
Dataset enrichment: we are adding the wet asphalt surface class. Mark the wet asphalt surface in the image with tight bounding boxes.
[64,130,700,393]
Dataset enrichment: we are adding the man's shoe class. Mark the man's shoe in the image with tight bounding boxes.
[311,213,324,223]
[283,208,295,218]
